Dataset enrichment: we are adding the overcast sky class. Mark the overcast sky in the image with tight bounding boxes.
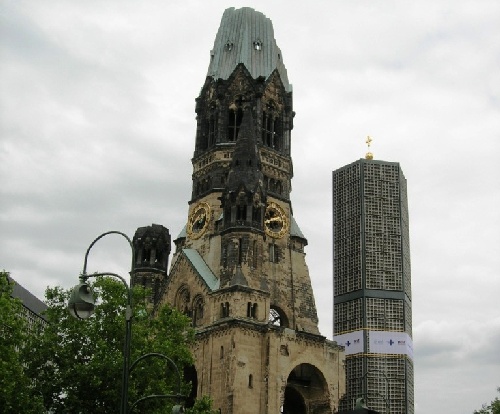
[1,1,499,413]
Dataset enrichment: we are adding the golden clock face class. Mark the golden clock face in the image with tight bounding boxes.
[187,202,211,239]
[264,202,289,239]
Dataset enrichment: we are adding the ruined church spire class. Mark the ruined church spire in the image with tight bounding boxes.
[207,7,291,91]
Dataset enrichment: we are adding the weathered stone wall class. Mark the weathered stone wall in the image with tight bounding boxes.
[191,323,345,414]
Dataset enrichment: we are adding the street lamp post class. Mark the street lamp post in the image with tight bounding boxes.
[67,231,185,414]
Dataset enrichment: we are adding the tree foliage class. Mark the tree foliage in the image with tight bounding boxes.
[23,277,198,413]
[185,395,219,414]
[0,271,44,413]
[474,388,500,414]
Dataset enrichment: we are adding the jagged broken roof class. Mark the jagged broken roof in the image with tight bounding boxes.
[207,7,291,91]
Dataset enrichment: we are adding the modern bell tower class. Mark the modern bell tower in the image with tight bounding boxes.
[332,148,414,413]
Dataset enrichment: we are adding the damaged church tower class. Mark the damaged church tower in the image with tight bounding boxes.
[158,8,345,413]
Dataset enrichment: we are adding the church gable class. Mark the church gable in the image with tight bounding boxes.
[163,249,219,327]
[225,64,257,107]
[168,249,219,292]
[261,69,286,111]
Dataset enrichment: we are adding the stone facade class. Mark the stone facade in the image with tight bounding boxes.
[134,8,346,413]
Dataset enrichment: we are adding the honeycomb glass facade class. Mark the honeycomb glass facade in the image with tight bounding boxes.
[332,159,414,414]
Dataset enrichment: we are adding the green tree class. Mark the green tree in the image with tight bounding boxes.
[185,395,219,414]
[0,271,44,413]
[23,277,197,413]
[474,388,500,414]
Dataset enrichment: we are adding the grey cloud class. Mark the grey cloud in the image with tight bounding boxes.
[1,2,500,413]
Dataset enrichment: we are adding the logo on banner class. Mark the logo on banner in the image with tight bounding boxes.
[368,331,413,359]
[333,331,364,355]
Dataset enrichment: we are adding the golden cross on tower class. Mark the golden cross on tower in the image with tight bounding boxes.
[365,135,374,160]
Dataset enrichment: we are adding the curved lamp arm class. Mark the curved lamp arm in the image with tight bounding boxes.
[129,353,185,413]
[82,230,135,276]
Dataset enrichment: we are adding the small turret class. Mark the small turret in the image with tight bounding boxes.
[132,224,171,305]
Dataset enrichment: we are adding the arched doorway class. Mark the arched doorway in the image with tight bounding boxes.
[183,364,198,408]
[283,363,330,414]
[283,385,306,414]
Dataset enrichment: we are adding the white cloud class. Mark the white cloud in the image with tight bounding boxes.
[1,1,499,413]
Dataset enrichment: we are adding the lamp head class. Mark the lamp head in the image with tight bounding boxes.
[355,397,368,409]
[67,280,95,319]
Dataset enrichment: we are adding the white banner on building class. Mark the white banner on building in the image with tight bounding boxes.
[333,330,364,355]
[368,331,414,360]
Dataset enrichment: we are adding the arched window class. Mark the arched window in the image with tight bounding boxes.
[155,249,163,266]
[222,244,228,268]
[247,302,258,318]
[248,374,253,388]
[252,205,261,224]
[192,295,204,327]
[236,205,247,222]
[142,247,151,265]
[275,180,283,195]
[238,238,243,265]
[227,107,243,141]
[208,113,217,146]
[268,306,289,327]
[175,285,191,316]
[262,103,282,150]
[198,122,208,150]
[269,308,281,326]
[221,302,230,318]
[252,240,258,268]
[269,243,279,263]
